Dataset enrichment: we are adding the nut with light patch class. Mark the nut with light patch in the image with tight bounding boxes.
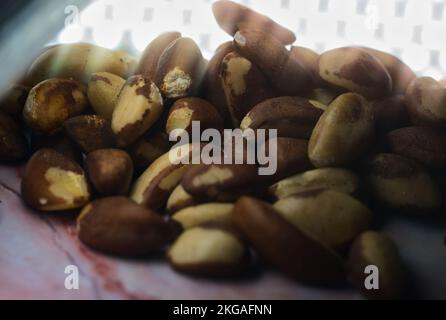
[87,72,125,120]
[85,149,133,196]
[112,75,163,147]
[77,196,182,256]
[23,78,88,133]
[168,223,248,276]
[166,184,199,214]
[172,203,234,229]
[21,148,90,211]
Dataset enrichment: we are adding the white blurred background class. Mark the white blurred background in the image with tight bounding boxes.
[57,0,446,79]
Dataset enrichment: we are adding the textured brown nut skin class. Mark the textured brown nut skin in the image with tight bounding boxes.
[309,93,374,168]
[0,84,29,120]
[233,197,346,285]
[362,47,415,94]
[63,115,116,153]
[212,0,295,45]
[273,189,372,249]
[200,42,234,126]
[85,149,133,196]
[317,47,392,100]
[21,149,90,211]
[168,223,249,276]
[182,163,266,201]
[112,75,163,147]
[290,46,319,82]
[269,168,360,201]
[30,131,82,164]
[348,231,405,300]
[166,97,223,137]
[405,77,446,127]
[26,43,136,86]
[77,196,182,256]
[220,51,276,127]
[233,29,312,96]
[371,95,410,134]
[87,72,125,120]
[0,112,28,162]
[166,184,200,214]
[129,131,171,172]
[135,31,182,80]
[240,96,323,139]
[364,153,441,213]
[156,37,205,99]
[23,79,88,133]
[386,126,446,169]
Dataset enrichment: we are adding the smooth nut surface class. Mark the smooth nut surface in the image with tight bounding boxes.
[166,184,199,214]
[23,78,88,133]
[269,168,360,200]
[348,231,405,300]
[77,196,182,256]
[0,112,28,162]
[364,153,441,213]
[317,47,392,99]
[273,189,372,249]
[87,72,125,120]
[290,46,319,81]
[112,75,163,147]
[168,223,248,276]
[63,115,116,153]
[21,148,90,211]
[309,93,374,168]
[232,197,346,285]
[371,95,410,134]
[85,149,133,196]
[172,203,234,229]
[0,84,29,119]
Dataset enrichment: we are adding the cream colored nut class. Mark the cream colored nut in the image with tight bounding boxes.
[26,43,136,86]
[317,47,392,99]
[348,231,405,300]
[172,203,234,229]
[23,79,88,133]
[309,93,374,168]
[166,184,199,214]
[87,72,125,120]
[77,196,182,256]
[168,224,248,276]
[273,189,372,249]
[364,153,441,213]
[269,168,360,200]
[112,75,163,147]
[130,144,193,210]
[21,148,90,211]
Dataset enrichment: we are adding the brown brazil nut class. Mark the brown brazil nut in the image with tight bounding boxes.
[156,37,205,99]
[371,94,410,134]
[220,51,276,127]
[166,97,223,137]
[0,84,29,120]
[290,46,320,81]
[233,29,312,95]
[269,168,360,201]
[166,184,200,214]
[273,189,372,249]
[309,93,374,168]
[87,72,125,120]
[172,203,234,229]
[77,196,182,256]
[112,75,163,147]
[85,149,133,196]
[364,153,441,213]
[240,96,323,139]
[30,131,82,164]
[348,231,405,300]
[129,131,171,172]
[317,47,392,100]
[386,126,446,169]
[212,0,296,45]
[23,78,88,133]
[233,197,346,285]
[405,77,446,127]
[135,31,182,80]
[168,223,249,276]
[63,115,116,153]
[306,87,340,107]
[21,148,90,211]
[0,112,28,162]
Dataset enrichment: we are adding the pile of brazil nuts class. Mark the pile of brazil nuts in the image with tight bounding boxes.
[1,0,445,299]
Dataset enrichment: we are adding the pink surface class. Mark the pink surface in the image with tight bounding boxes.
[0,164,444,300]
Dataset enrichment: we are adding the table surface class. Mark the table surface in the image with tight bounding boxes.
[0,164,445,300]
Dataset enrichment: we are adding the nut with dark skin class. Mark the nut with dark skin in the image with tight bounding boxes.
[0,111,29,162]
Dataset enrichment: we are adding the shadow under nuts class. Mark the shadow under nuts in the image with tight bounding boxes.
[0,112,28,162]
[309,93,374,168]
[77,196,182,256]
